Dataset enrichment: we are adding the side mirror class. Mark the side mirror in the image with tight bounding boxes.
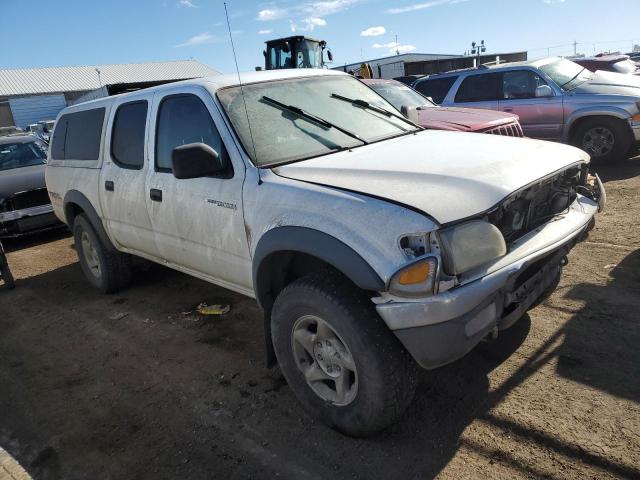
[535,85,554,98]
[327,50,333,62]
[400,105,420,123]
[171,143,224,179]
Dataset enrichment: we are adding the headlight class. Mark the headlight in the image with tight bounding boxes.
[438,220,506,275]
[388,256,439,298]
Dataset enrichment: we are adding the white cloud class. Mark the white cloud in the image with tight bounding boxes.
[177,0,196,7]
[373,41,399,49]
[542,0,565,3]
[257,0,360,23]
[258,29,273,35]
[257,8,287,21]
[386,0,468,14]
[395,44,417,53]
[361,26,386,37]
[174,32,215,48]
[290,16,327,32]
[304,0,359,16]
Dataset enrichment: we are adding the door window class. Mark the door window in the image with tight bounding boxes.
[502,70,549,99]
[51,108,105,160]
[111,101,147,169]
[155,94,225,173]
[454,73,501,103]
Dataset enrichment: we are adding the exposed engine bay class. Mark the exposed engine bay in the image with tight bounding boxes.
[486,164,602,246]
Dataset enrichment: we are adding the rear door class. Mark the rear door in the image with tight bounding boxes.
[99,94,158,256]
[451,72,502,112]
[413,76,458,105]
[145,85,252,293]
[498,69,564,140]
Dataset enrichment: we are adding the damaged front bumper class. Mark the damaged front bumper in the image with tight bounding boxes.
[376,192,600,370]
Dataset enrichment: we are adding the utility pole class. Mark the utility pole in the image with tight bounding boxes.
[395,34,399,55]
[470,40,486,67]
[573,39,577,56]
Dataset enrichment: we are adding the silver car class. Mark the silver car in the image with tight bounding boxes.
[413,57,640,162]
[0,135,60,237]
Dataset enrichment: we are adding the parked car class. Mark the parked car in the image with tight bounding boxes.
[413,57,640,162]
[0,135,61,237]
[572,54,639,75]
[362,78,523,137]
[392,75,425,86]
[46,69,603,436]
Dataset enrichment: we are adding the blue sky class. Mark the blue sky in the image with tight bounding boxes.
[1,0,638,73]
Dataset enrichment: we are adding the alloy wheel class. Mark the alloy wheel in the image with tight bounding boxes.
[291,314,358,406]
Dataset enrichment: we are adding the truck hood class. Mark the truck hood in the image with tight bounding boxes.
[0,164,46,199]
[273,131,588,224]
[573,70,640,96]
[417,106,518,132]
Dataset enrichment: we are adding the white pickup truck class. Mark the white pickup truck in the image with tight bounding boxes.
[46,69,604,436]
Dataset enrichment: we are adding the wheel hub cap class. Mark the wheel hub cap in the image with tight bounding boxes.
[583,127,614,157]
[81,231,101,278]
[291,315,358,406]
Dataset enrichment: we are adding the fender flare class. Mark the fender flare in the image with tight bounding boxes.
[63,190,114,250]
[252,226,385,309]
[564,107,631,141]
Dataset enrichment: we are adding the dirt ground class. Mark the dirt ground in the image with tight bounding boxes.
[1,158,639,480]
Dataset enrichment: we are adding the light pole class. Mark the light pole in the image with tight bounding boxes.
[470,40,486,67]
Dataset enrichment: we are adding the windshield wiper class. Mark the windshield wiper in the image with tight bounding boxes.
[330,93,422,129]
[261,96,367,145]
[559,67,586,89]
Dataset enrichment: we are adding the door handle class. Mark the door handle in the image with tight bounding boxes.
[503,108,513,112]
[149,188,163,202]
[105,180,114,192]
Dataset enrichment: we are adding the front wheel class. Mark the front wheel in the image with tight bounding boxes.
[572,117,631,163]
[271,271,417,437]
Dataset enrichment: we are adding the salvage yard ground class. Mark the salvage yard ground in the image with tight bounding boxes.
[1,158,639,480]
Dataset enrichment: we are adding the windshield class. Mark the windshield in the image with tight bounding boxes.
[539,58,592,90]
[217,75,417,167]
[0,139,48,171]
[367,82,435,111]
[613,59,638,74]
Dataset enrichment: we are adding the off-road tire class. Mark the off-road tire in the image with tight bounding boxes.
[73,214,132,293]
[271,270,418,437]
[572,117,632,164]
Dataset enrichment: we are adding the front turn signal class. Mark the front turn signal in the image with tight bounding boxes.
[388,256,438,298]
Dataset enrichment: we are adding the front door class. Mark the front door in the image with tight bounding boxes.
[498,69,564,140]
[145,87,252,293]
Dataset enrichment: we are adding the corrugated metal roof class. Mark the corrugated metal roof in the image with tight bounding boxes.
[0,60,220,97]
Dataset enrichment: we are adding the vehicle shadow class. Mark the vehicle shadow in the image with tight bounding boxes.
[591,153,640,183]
[555,248,640,402]
[2,227,70,253]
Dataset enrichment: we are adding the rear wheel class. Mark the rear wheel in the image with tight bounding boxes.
[271,270,417,437]
[572,117,631,163]
[73,214,132,293]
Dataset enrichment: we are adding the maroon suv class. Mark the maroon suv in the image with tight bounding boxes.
[362,79,524,137]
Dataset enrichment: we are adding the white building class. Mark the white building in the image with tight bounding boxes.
[0,60,219,128]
